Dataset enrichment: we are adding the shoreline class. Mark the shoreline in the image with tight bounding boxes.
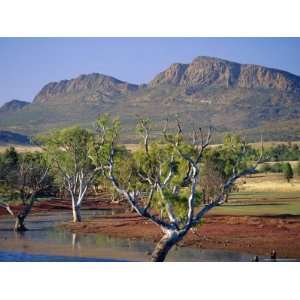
[61,213,300,259]
[1,199,300,259]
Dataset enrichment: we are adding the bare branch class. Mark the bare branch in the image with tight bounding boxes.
[192,163,258,226]
[104,135,174,230]
[0,201,15,216]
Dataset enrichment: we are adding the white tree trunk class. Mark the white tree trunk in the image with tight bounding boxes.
[151,230,183,262]
[72,205,81,222]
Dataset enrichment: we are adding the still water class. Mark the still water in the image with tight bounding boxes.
[0,210,254,262]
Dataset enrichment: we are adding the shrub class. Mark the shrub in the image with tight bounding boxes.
[259,163,272,173]
[259,162,285,173]
[283,162,293,182]
[271,162,285,173]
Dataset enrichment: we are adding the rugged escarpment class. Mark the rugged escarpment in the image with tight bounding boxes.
[150,56,300,92]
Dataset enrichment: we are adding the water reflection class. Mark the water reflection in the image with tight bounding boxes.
[0,210,255,262]
[72,233,81,250]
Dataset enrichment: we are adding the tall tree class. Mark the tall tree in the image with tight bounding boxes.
[92,116,263,262]
[39,127,98,222]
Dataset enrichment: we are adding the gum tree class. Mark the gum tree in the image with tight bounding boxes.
[0,150,51,231]
[93,117,263,262]
[39,127,99,222]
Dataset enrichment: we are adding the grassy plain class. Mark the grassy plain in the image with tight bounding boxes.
[0,145,41,153]
[211,173,300,216]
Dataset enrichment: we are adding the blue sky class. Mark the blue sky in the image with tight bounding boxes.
[0,37,300,105]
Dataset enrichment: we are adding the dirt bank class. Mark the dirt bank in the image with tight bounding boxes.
[62,213,300,259]
[0,197,127,217]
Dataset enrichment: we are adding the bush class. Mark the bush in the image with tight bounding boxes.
[259,162,284,173]
[266,143,300,161]
[271,162,285,173]
[259,163,272,173]
[283,162,293,182]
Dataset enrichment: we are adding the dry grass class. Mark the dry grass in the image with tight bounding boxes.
[124,144,141,152]
[0,145,41,153]
[2,139,299,154]
[250,140,300,149]
[258,161,299,168]
[237,173,300,193]
[212,173,300,216]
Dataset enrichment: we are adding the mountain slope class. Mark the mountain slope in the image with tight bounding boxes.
[0,99,30,113]
[0,131,30,145]
[33,73,139,104]
[0,56,300,142]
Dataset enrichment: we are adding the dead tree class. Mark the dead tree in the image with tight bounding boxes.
[95,118,263,262]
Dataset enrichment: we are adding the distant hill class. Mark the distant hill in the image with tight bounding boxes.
[0,131,30,145]
[0,56,300,142]
[0,99,30,113]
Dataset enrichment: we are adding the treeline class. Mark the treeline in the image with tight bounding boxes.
[264,143,300,161]
[258,142,300,181]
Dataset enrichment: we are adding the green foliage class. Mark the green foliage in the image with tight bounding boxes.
[265,143,300,161]
[0,148,54,202]
[0,147,20,196]
[0,146,19,178]
[205,134,256,179]
[89,114,120,168]
[37,126,95,189]
[201,134,257,200]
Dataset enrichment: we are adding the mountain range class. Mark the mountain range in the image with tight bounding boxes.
[1,56,300,143]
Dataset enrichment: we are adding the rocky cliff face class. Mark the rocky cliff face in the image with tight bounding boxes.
[32,57,300,105]
[149,56,300,93]
[0,99,30,112]
[33,73,139,103]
